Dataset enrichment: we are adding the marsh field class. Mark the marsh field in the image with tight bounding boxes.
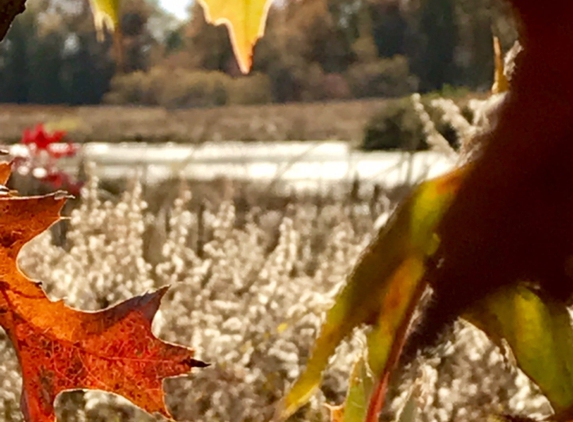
[0,169,547,422]
[0,98,550,422]
[0,100,390,144]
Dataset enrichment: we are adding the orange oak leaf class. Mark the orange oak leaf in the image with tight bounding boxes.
[0,160,12,185]
[0,165,207,421]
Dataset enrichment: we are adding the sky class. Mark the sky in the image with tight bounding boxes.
[158,0,191,20]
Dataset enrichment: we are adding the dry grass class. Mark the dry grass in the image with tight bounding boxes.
[0,62,553,420]
[0,169,548,422]
[0,100,393,144]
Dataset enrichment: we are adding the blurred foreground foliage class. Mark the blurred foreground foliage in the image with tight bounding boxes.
[4,1,573,422]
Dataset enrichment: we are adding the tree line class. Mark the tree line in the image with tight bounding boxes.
[0,0,516,107]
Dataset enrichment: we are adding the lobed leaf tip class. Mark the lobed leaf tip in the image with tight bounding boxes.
[52,190,74,200]
[187,358,210,368]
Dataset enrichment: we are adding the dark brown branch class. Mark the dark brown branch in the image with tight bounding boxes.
[0,0,26,41]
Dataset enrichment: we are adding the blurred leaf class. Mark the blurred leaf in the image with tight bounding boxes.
[396,384,421,422]
[285,5,573,422]
[364,259,424,378]
[197,0,273,73]
[363,257,427,421]
[275,167,466,421]
[44,118,83,134]
[465,284,573,417]
[423,0,573,374]
[406,5,573,418]
[415,3,573,416]
[343,355,375,422]
[324,355,375,422]
[88,0,120,40]
[88,0,124,69]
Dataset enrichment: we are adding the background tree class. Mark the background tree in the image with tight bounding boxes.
[0,0,518,106]
[413,0,458,91]
[0,8,35,103]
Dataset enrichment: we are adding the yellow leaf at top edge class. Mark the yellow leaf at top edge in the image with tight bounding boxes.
[197,0,273,74]
[88,0,121,41]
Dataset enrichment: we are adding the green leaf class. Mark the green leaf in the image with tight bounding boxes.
[275,168,466,421]
[342,356,375,422]
[340,355,375,422]
[396,384,422,422]
[465,285,573,417]
[362,257,427,421]
[324,355,375,422]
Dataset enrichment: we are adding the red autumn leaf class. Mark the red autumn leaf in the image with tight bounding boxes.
[21,124,66,151]
[0,165,207,422]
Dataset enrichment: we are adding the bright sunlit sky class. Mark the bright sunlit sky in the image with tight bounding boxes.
[158,0,191,20]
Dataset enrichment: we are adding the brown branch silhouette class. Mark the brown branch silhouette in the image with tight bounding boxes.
[0,0,26,41]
